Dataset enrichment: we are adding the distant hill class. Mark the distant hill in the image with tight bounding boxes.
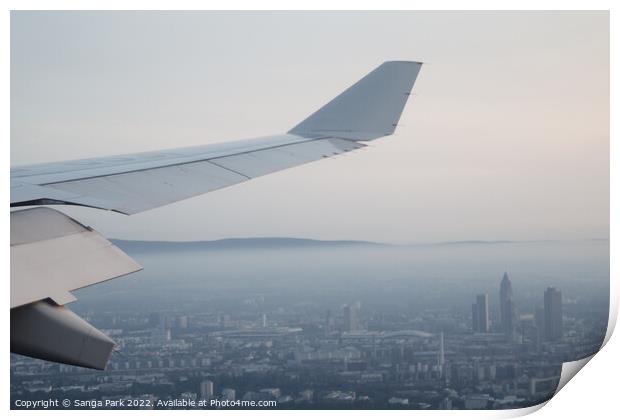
[433,240,514,246]
[111,237,584,254]
[111,237,387,253]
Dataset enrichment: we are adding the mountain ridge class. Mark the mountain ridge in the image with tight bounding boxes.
[110,237,607,253]
[111,237,386,252]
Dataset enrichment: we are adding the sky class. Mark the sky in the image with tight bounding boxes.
[10,11,609,243]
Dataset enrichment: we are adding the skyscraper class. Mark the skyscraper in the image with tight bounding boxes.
[437,331,445,380]
[472,303,479,331]
[472,294,489,333]
[544,287,563,341]
[200,380,214,400]
[343,303,360,332]
[437,332,445,366]
[499,272,516,336]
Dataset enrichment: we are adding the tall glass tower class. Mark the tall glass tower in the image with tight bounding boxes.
[499,272,516,336]
[472,294,489,333]
[544,287,563,341]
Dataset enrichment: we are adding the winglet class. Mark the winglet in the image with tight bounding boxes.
[289,61,422,141]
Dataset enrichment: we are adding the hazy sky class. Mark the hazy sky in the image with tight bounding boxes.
[11,11,609,243]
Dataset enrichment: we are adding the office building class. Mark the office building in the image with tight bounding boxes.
[499,272,516,336]
[200,380,213,400]
[472,294,490,333]
[544,287,563,341]
[343,303,360,332]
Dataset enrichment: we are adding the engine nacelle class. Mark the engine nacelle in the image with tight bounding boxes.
[11,299,115,370]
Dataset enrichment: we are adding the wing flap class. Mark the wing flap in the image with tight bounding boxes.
[10,207,142,308]
[44,160,248,214]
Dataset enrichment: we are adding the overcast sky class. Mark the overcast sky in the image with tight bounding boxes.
[10,11,609,243]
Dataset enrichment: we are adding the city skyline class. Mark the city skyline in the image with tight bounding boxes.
[11,260,605,409]
[471,273,566,346]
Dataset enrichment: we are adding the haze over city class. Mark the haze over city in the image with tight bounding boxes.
[11,238,609,409]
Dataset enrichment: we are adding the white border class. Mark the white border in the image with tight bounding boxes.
[3,2,615,419]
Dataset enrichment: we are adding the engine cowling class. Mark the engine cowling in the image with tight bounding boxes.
[11,299,116,370]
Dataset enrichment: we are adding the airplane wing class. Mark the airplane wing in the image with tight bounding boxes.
[10,61,423,369]
[11,61,422,215]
